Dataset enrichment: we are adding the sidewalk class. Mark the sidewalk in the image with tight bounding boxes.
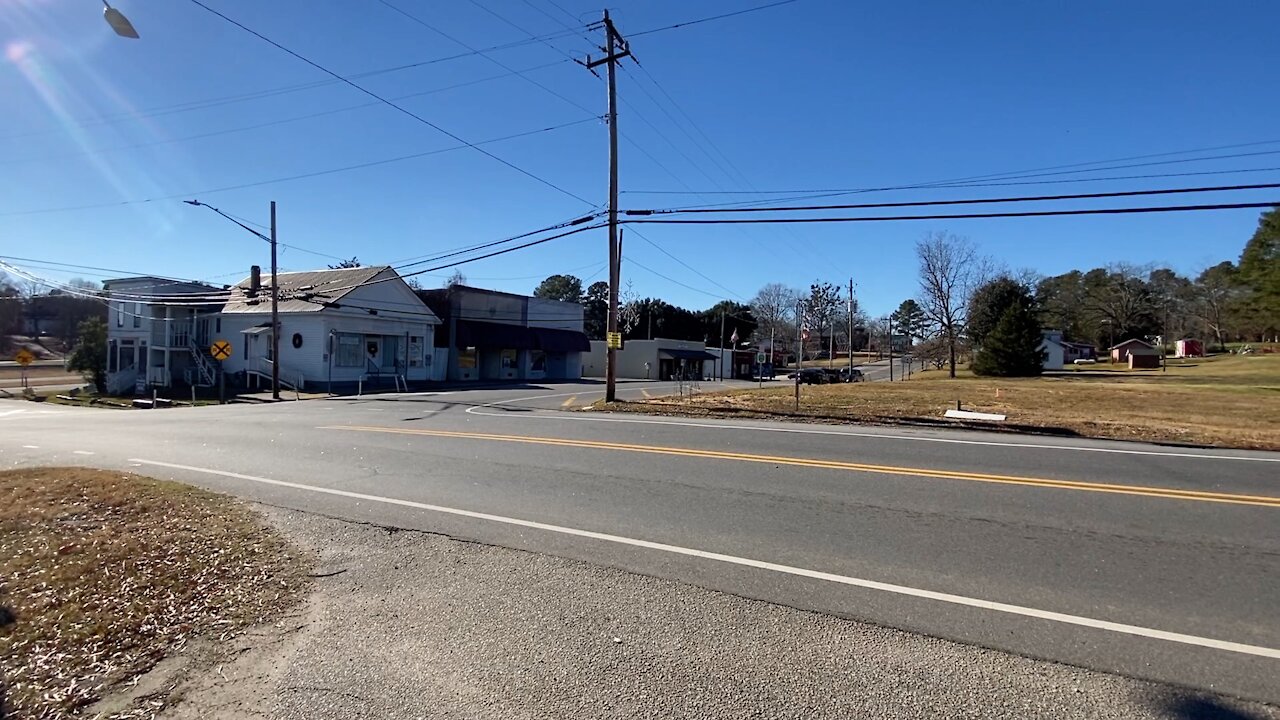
[116,506,1277,720]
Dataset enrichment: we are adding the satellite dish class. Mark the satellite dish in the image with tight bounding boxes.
[103,2,140,39]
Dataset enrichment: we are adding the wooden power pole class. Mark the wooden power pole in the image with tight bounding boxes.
[584,11,630,402]
[270,200,280,401]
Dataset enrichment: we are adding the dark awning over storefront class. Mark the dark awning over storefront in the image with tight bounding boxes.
[533,327,591,352]
[454,320,535,349]
[454,320,589,352]
[659,348,717,361]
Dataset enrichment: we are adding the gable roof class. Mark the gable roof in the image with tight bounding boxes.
[221,265,390,314]
[103,276,226,297]
[1108,338,1155,350]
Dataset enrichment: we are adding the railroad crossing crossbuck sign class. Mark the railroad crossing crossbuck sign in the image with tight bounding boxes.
[210,339,233,361]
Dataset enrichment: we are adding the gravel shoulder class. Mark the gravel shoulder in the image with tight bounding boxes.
[149,505,1279,720]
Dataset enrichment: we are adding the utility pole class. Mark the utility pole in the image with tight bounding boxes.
[719,311,726,381]
[848,278,855,377]
[795,297,804,411]
[584,11,630,402]
[1162,301,1169,372]
[269,201,281,400]
[888,314,894,382]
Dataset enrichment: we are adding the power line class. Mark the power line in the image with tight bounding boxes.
[391,223,609,286]
[0,262,229,307]
[625,182,1280,216]
[440,2,764,300]
[0,118,595,218]
[394,213,603,271]
[620,166,1280,195]
[623,149,1280,210]
[384,205,603,267]
[378,0,599,119]
[187,0,594,206]
[626,227,745,300]
[623,257,724,301]
[616,61,844,274]
[0,31,589,142]
[626,0,802,38]
[0,255,240,286]
[0,60,571,167]
[449,1,792,292]
[623,200,1280,225]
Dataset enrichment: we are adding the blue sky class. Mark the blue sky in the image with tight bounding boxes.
[1,0,1277,317]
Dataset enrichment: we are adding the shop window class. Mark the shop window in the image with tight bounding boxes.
[335,333,363,367]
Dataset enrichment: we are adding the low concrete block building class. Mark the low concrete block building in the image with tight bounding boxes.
[583,338,718,380]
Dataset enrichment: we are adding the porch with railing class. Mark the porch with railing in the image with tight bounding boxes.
[149,315,215,349]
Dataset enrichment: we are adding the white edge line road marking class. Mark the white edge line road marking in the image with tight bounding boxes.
[72,450,94,455]
[128,457,1280,660]
[463,387,1280,464]
[22,445,39,449]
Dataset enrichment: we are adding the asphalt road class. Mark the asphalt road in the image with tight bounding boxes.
[2,380,1278,704]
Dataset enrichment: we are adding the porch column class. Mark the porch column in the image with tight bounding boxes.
[163,306,172,386]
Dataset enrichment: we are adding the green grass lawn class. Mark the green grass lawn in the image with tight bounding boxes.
[604,353,1280,450]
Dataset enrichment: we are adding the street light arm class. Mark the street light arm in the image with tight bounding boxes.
[184,200,271,243]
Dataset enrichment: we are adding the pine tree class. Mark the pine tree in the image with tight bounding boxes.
[972,304,1046,377]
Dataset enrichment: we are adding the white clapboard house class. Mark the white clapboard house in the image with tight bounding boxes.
[104,265,440,394]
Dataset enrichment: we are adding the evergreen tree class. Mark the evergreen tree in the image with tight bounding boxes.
[972,304,1046,377]
[66,316,108,393]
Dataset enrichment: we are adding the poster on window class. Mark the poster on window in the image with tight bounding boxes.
[408,336,423,367]
[501,349,517,370]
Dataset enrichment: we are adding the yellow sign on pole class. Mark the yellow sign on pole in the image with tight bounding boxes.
[606,332,622,349]
[14,349,35,366]
[210,339,233,362]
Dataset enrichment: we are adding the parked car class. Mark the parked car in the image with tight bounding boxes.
[787,368,829,384]
[839,367,864,383]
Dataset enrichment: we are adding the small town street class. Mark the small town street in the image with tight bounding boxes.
[3,381,1277,706]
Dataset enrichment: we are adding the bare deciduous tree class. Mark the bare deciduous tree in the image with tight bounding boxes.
[443,269,466,288]
[915,231,983,377]
[749,283,797,338]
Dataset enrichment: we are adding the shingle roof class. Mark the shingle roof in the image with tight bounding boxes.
[221,265,388,314]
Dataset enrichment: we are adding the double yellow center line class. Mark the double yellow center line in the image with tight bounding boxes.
[320,425,1280,508]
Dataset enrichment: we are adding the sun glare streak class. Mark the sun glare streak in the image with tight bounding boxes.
[5,39,137,200]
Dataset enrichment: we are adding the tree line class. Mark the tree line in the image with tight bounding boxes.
[529,205,1277,373]
[912,207,1279,377]
[0,274,106,356]
[532,274,759,346]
